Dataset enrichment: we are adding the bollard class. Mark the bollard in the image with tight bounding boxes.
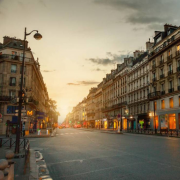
[6,150,15,180]
[0,159,8,179]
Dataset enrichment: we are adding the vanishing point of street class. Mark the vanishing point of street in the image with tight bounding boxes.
[30,129,180,180]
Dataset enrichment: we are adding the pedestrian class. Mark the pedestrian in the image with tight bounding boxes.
[22,122,25,137]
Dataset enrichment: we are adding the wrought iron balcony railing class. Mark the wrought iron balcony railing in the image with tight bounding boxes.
[148,91,161,100]
[168,70,173,75]
[160,74,164,79]
[168,88,174,93]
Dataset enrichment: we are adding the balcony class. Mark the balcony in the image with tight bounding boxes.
[168,88,174,93]
[0,54,33,62]
[9,82,16,86]
[0,96,12,101]
[168,70,173,75]
[177,67,180,72]
[167,55,173,64]
[11,70,17,73]
[28,97,39,106]
[161,91,165,95]
[160,74,164,79]
[148,91,161,100]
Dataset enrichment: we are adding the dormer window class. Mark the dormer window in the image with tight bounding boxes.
[156,35,161,43]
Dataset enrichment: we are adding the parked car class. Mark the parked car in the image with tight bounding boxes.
[76,124,81,128]
[65,124,70,128]
[74,124,77,128]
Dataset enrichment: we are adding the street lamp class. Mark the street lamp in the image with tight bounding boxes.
[15,27,42,153]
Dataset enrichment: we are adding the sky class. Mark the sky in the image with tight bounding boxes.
[0,0,180,123]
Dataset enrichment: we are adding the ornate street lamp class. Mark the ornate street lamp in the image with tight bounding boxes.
[15,28,42,153]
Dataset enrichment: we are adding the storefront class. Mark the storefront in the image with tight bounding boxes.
[127,118,136,130]
[89,120,95,128]
[138,114,150,129]
[95,120,101,129]
[101,118,107,129]
[123,118,127,130]
[160,114,176,130]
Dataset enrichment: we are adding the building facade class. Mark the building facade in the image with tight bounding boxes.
[0,36,50,135]
[148,24,180,131]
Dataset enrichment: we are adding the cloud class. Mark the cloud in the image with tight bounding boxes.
[87,52,128,66]
[67,83,79,86]
[67,81,99,86]
[42,70,56,72]
[94,0,180,29]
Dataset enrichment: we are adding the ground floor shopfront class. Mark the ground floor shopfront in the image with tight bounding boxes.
[150,110,180,130]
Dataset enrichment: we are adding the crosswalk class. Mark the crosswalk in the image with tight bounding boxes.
[57,132,88,136]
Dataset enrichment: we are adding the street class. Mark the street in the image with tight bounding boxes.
[29,128,180,180]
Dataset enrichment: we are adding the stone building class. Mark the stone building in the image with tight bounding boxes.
[148,24,180,130]
[0,36,49,134]
[94,82,103,129]
[86,88,97,128]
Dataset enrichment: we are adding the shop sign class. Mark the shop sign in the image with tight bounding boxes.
[139,120,144,128]
[160,114,168,129]
[27,111,33,116]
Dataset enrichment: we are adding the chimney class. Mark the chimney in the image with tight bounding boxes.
[146,40,153,52]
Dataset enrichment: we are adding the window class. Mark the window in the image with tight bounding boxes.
[169,81,173,89]
[177,45,180,52]
[153,86,156,92]
[168,49,172,56]
[169,64,172,71]
[169,98,173,108]
[9,90,16,97]
[152,60,156,66]
[10,77,16,86]
[169,114,176,129]
[7,106,19,114]
[160,68,163,75]
[161,83,164,91]
[11,65,17,73]
[160,55,164,61]
[11,51,17,59]
[161,100,165,109]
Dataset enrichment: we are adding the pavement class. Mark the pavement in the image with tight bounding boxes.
[28,128,180,180]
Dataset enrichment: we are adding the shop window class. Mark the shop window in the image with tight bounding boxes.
[169,114,176,129]
[169,98,173,108]
[161,100,165,109]
[123,119,127,130]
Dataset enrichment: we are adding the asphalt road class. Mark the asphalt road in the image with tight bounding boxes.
[29,128,180,180]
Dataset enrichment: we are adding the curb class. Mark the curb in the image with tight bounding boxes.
[29,149,38,180]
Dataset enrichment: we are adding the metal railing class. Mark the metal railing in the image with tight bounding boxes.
[125,129,180,137]
[0,54,33,62]
[0,96,12,101]
[168,88,174,93]
[168,70,173,75]
[148,91,161,99]
[160,74,164,79]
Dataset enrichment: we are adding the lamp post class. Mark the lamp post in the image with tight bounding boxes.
[15,27,42,153]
